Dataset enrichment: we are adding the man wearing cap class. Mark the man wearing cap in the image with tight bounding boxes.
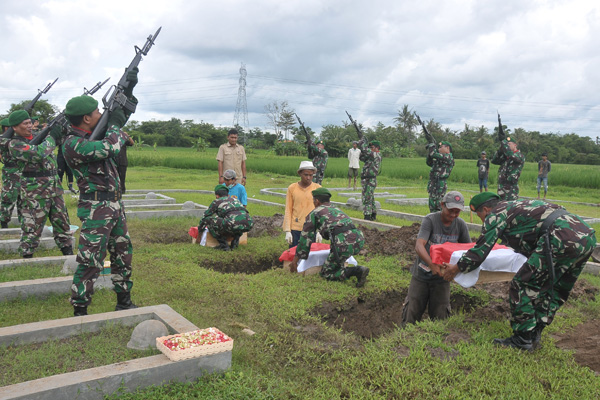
[359,138,382,220]
[217,129,247,186]
[62,69,138,316]
[401,191,471,325]
[307,137,328,184]
[223,169,247,206]
[347,141,360,190]
[477,151,490,193]
[7,110,73,258]
[537,153,551,200]
[491,137,524,200]
[283,161,322,248]
[198,184,254,251]
[0,117,23,229]
[442,192,596,351]
[290,187,369,287]
[426,141,455,213]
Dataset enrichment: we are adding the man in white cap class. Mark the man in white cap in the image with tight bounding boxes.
[282,161,322,248]
[401,190,471,325]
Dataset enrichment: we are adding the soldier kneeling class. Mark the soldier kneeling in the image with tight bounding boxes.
[198,184,253,251]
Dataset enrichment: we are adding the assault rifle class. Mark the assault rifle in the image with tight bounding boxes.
[416,114,436,145]
[2,78,58,139]
[294,113,311,142]
[89,27,161,140]
[345,111,363,140]
[497,111,505,142]
[30,78,110,145]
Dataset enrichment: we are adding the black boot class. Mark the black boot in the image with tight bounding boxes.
[115,292,138,311]
[493,331,534,351]
[355,265,370,288]
[230,234,241,250]
[363,214,372,221]
[1,222,7,229]
[23,254,33,259]
[215,237,231,251]
[371,212,377,221]
[74,306,88,316]
[61,246,74,255]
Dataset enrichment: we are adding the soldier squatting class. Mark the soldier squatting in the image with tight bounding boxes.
[0,35,595,351]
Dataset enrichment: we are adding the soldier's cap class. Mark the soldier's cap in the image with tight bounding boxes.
[31,116,39,121]
[481,151,486,155]
[297,160,317,173]
[65,95,98,116]
[469,192,500,212]
[214,184,229,193]
[0,118,9,127]
[369,140,381,147]
[8,110,30,126]
[442,191,464,210]
[506,136,515,143]
[312,187,331,198]
[440,141,453,152]
[223,169,236,179]
[315,140,323,145]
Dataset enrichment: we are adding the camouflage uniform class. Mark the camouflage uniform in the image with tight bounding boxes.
[456,199,596,334]
[307,141,328,184]
[358,138,382,218]
[199,196,253,239]
[426,143,454,212]
[0,138,23,226]
[491,139,525,200]
[296,204,365,281]
[8,135,72,256]
[63,124,132,307]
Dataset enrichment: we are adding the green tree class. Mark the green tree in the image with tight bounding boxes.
[3,99,59,123]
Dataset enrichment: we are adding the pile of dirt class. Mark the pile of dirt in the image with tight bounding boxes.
[552,319,600,374]
[248,214,284,238]
[360,224,420,258]
[198,252,281,274]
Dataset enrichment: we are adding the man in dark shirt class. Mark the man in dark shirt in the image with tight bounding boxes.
[477,151,490,193]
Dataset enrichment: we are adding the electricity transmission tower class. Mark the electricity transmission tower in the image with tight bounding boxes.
[233,62,249,138]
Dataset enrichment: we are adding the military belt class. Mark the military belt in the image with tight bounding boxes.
[80,191,122,202]
[22,170,57,178]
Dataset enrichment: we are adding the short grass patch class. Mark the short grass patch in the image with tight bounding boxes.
[0,263,64,283]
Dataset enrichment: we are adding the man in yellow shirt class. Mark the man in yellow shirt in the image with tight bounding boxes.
[283,161,322,248]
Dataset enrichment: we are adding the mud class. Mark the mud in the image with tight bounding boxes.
[552,319,600,375]
[360,224,420,259]
[248,214,284,238]
[198,252,281,274]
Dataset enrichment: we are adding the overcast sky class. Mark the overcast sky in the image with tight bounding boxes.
[1,0,599,138]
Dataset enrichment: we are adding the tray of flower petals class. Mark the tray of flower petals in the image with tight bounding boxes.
[156,327,234,361]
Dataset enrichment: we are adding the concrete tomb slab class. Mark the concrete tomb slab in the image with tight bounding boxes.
[0,305,232,400]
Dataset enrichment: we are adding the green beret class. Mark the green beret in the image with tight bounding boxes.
[369,140,381,147]
[31,116,39,121]
[469,192,500,212]
[214,184,229,193]
[8,110,30,126]
[65,95,99,116]
[316,140,324,145]
[312,187,331,197]
[0,118,9,127]
[440,140,453,152]
[506,136,515,143]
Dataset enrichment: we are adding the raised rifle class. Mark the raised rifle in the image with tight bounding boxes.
[2,78,58,139]
[30,78,110,145]
[345,111,363,140]
[89,27,161,140]
[416,114,436,145]
[497,111,505,142]
[295,113,311,143]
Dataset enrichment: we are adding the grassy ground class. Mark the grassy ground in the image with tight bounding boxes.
[0,158,599,398]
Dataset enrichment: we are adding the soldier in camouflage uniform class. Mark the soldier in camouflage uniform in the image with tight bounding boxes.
[491,137,524,200]
[198,184,254,251]
[307,139,328,184]
[0,117,23,228]
[359,139,382,221]
[6,110,73,258]
[290,187,369,287]
[442,192,596,351]
[62,81,137,316]
[426,140,455,213]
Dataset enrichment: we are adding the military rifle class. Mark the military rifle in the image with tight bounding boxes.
[345,111,363,140]
[1,78,58,139]
[30,78,110,146]
[416,114,436,145]
[497,111,505,142]
[294,113,311,143]
[89,27,161,140]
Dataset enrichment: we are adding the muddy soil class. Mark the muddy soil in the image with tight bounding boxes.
[248,214,284,238]
[360,224,420,260]
[552,319,600,375]
[198,252,282,274]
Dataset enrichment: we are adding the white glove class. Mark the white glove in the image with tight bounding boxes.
[285,231,293,244]
[315,232,323,243]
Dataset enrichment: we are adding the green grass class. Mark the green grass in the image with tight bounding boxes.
[0,263,63,283]
[1,151,599,398]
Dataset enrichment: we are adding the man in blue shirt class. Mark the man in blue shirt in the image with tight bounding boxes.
[223,169,247,206]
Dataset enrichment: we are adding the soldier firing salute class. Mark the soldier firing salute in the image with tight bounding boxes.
[492,113,524,200]
[442,192,596,351]
[62,71,139,316]
[0,117,23,229]
[290,188,369,287]
[7,110,73,258]
[198,184,254,251]
[296,114,328,184]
